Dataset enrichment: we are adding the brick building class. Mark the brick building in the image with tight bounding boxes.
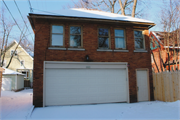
[28,8,155,107]
[150,31,180,73]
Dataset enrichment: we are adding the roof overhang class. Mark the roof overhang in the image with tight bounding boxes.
[28,13,155,31]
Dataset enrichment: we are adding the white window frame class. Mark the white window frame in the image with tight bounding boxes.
[134,30,146,50]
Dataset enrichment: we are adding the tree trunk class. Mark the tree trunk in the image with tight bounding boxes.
[118,0,125,15]
[131,0,137,17]
[151,50,160,73]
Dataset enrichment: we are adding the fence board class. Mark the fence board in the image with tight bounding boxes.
[153,71,180,102]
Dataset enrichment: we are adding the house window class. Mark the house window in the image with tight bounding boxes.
[134,30,145,49]
[51,25,64,46]
[20,60,24,67]
[70,26,82,47]
[22,71,28,78]
[98,28,109,48]
[11,50,18,56]
[115,29,126,49]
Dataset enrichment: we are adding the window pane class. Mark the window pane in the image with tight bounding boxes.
[52,25,63,33]
[135,38,144,48]
[70,35,81,47]
[52,34,63,46]
[115,38,125,48]
[99,28,109,36]
[98,37,109,48]
[115,29,124,37]
[134,31,142,38]
[70,27,81,34]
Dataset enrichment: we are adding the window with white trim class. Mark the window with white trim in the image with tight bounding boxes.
[115,29,126,49]
[51,25,64,46]
[134,30,145,49]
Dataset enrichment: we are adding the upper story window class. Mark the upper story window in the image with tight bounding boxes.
[98,28,109,49]
[134,30,145,49]
[70,26,82,47]
[115,29,126,49]
[51,25,64,47]
[11,50,18,56]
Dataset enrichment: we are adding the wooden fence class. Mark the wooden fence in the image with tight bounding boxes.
[153,71,180,102]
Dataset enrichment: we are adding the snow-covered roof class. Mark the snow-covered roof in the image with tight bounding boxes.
[29,8,154,24]
[3,68,24,75]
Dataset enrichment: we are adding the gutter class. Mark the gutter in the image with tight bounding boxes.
[28,14,155,28]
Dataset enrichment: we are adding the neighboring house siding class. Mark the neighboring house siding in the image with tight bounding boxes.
[150,32,180,73]
[3,43,33,71]
[33,19,153,107]
[1,42,33,84]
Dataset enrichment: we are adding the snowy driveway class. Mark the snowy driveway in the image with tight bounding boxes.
[0,89,180,120]
[0,89,33,120]
[29,101,180,120]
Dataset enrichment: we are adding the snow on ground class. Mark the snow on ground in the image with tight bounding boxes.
[0,89,33,120]
[0,89,180,120]
[29,101,180,120]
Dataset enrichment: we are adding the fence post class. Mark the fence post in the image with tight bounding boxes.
[153,72,156,100]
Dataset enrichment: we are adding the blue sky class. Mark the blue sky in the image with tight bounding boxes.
[0,0,166,44]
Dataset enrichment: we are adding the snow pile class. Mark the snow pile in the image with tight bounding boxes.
[30,8,154,24]
[2,67,24,75]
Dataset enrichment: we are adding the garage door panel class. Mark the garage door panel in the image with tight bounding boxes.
[45,67,127,106]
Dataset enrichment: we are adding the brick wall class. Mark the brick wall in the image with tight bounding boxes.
[33,18,153,107]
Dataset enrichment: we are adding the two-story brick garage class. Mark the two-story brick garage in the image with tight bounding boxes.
[28,8,155,107]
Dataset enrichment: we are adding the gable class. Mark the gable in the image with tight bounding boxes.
[3,40,33,60]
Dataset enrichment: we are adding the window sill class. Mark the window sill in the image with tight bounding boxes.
[114,50,129,52]
[48,47,66,50]
[67,48,85,51]
[97,49,113,52]
[134,50,148,52]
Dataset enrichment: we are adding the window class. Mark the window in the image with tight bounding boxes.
[51,25,64,46]
[70,26,82,47]
[22,71,28,78]
[20,60,24,67]
[134,30,145,49]
[98,28,109,49]
[115,29,126,49]
[11,50,17,56]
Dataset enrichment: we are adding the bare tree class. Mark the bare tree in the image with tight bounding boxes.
[68,0,146,17]
[160,0,180,71]
[0,8,30,68]
[0,8,15,67]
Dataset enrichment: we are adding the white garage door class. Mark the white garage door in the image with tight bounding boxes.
[1,77,12,91]
[44,62,128,106]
